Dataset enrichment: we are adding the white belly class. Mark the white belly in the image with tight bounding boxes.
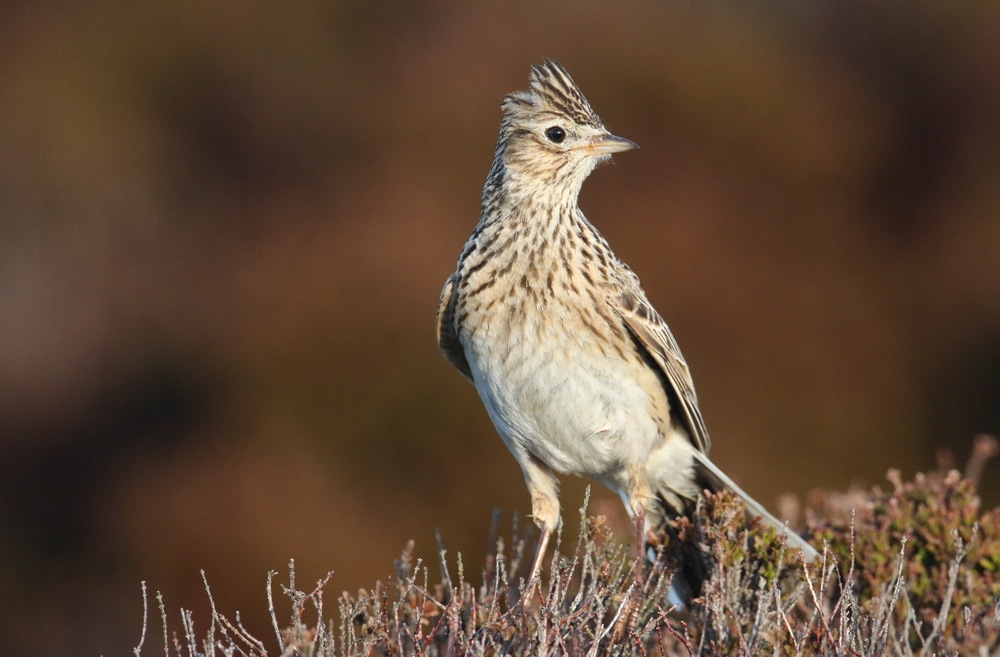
[465,311,663,482]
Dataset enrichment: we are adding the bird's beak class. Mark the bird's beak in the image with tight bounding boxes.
[586,132,639,155]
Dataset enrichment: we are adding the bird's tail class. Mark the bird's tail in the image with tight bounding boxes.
[647,449,819,606]
[690,450,819,562]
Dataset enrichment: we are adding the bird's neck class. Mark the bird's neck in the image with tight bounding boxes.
[481,159,583,229]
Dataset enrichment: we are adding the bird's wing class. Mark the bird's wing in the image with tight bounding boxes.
[436,274,474,383]
[612,278,711,454]
[613,274,819,562]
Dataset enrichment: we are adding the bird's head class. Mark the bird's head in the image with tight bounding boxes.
[493,59,637,197]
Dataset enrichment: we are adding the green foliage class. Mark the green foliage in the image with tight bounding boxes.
[811,466,1000,653]
[138,458,1000,656]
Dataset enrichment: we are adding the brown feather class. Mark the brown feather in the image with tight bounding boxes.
[435,275,473,383]
[613,287,712,454]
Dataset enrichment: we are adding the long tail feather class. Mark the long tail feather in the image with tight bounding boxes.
[691,451,819,562]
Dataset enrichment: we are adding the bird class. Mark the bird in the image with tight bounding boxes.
[436,59,817,601]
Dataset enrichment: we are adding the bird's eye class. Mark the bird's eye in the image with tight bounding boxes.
[545,126,566,143]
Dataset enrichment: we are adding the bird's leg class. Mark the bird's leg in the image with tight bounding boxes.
[519,454,560,603]
[633,508,646,586]
[627,466,653,588]
[524,526,551,602]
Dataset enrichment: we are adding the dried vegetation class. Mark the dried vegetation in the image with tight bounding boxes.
[138,438,1000,656]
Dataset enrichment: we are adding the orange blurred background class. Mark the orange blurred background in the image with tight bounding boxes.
[1,1,998,654]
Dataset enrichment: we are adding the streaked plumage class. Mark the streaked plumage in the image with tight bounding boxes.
[437,60,816,599]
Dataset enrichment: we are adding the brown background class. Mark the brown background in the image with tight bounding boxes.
[2,1,999,655]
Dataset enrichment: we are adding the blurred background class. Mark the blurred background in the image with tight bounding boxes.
[1,1,999,654]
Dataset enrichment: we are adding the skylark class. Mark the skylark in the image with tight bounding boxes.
[437,59,817,599]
